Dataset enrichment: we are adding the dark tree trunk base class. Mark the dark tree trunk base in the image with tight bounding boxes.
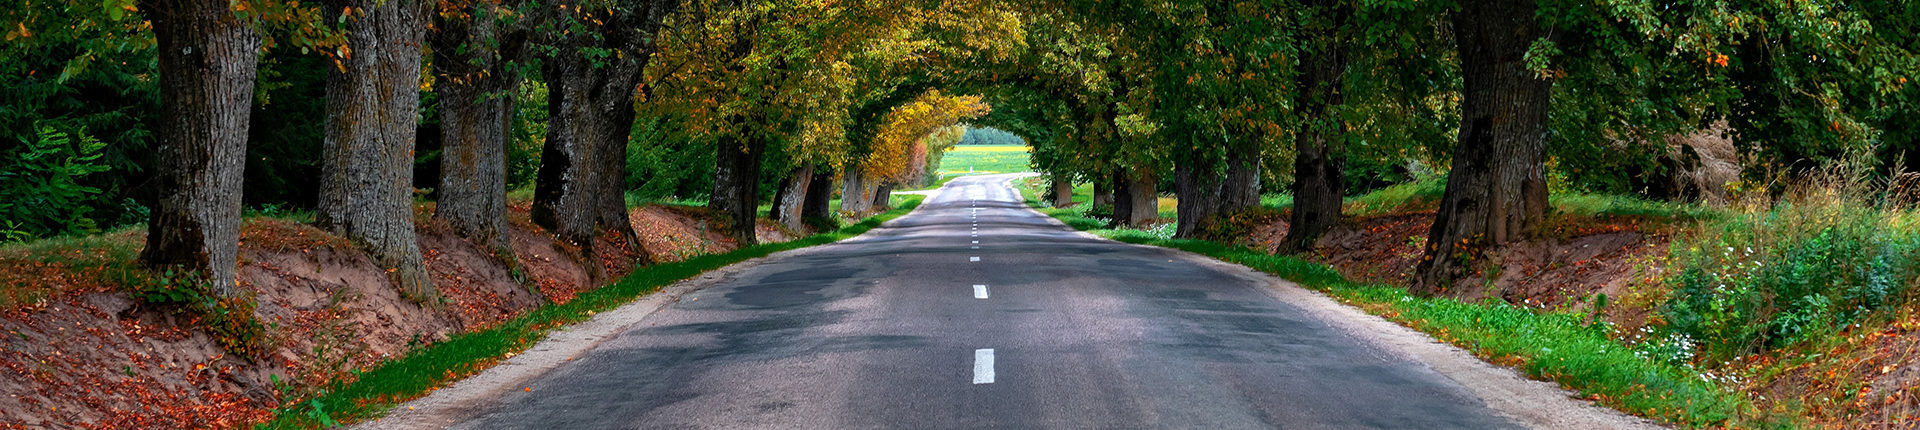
[1413,0,1553,296]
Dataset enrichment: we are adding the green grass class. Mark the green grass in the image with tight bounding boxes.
[259,196,924,429]
[1022,192,1785,429]
[935,145,1031,177]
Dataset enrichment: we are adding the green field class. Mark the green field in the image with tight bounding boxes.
[937,145,1031,177]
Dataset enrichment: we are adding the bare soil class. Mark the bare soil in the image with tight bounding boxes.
[1252,211,1669,315]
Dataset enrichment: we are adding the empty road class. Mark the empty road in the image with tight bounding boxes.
[427,174,1547,429]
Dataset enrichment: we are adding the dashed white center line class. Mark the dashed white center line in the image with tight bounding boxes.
[969,256,980,262]
[973,284,988,299]
[973,349,995,384]
[971,240,978,244]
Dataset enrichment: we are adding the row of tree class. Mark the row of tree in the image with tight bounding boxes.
[991,0,1917,293]
[3,0,1009,300]
[8,0,1916,298]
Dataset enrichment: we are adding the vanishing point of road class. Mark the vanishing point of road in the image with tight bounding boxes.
[385,174,1642,429]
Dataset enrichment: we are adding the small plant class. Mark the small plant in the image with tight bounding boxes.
[131,269,271,358]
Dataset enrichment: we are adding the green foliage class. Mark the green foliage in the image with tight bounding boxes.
[1660,197,1920,363]
[508,81,549,191]
[957,126,1025,146]
[0,124,113,240]
[625,117,716,201]
[1345,176,1447,217]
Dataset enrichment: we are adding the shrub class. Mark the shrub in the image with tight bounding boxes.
[0,123,112,241]
[1658,167,1920,363]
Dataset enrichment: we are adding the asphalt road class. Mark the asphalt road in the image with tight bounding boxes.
[449,174,1525,429]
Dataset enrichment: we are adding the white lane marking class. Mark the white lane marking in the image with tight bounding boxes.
[969,256,980,262]
[973,284,989,299]
[971,246,979,249]
[974,349,995,384]
[971,240,978,244]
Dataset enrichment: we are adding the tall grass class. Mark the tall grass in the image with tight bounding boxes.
[1655,166,1920,364]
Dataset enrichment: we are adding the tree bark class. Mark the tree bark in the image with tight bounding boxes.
[839,168,874,214]
[318,0,436,301]
[801,168,835,226]
[1092,174,1115,209]
[531,0,677,276]
[1281,6,1350,254]
[771,163,813,232]
[872,182,895,209]
[433,2,521,254]
[139,0,261,296]
[1412,0,1554,295]
[1050,175,1074,207]
[1221,144,1263,212]
[1122,169,1158,227]
[710,134,765,245]
[1174,147,1224,238]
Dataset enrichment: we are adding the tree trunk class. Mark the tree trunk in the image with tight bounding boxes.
[839,168,873,214]
[801,168,835,226]
[1123,169,1158,227]
[531,0,676,277]
[1050,175,1074,207]
[139,0,261,296]
[1281,8,1350,254]
[1092,174,1115,209]
[772,163,813,232]
[1412,0,1553,295]
[710,134,765,246]
[433,3,520,254]
[1221,144,1262,212]
[872,182,895,209]
[318,0,435,301]
[1174,148,1224,238]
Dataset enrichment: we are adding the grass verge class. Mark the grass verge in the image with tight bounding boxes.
[1023,201,1788,429]
[258,196,924,429]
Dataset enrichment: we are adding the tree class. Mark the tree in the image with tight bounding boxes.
[532,0,679,276]
[136,0,262,295]
[317,0,436,300]
[1279,0,1351,253]
[433,0,528,254]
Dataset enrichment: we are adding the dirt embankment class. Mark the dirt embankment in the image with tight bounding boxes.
[1251,212,1670,313]
[0,203,798,429]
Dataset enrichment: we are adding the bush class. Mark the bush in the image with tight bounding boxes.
[1658,170,1920,363]
[0,124,112,241]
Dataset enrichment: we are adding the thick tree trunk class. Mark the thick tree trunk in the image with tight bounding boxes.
[710,134,766,245]
[318,0,436,301]
[1174,148,1224,238]
[771,163,813,232]
[433,3,519,254]
[801,168,835,225]
[872,182,895,209]
[1221,145,1262,212]
[531,0,675,276]
[139,0,261,296]
[839,168,874,214]
[1412,0,1553,295]
[1050,175,1074,207]
[1281,10,1350,254]
[1123,169,1158,227]
[1113,171,1135,226]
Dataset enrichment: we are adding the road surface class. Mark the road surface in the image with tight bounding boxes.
[437,174,1540,429]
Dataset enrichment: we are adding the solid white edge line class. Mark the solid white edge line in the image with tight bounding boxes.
[973,284,988,299]
[974,349,995,384]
